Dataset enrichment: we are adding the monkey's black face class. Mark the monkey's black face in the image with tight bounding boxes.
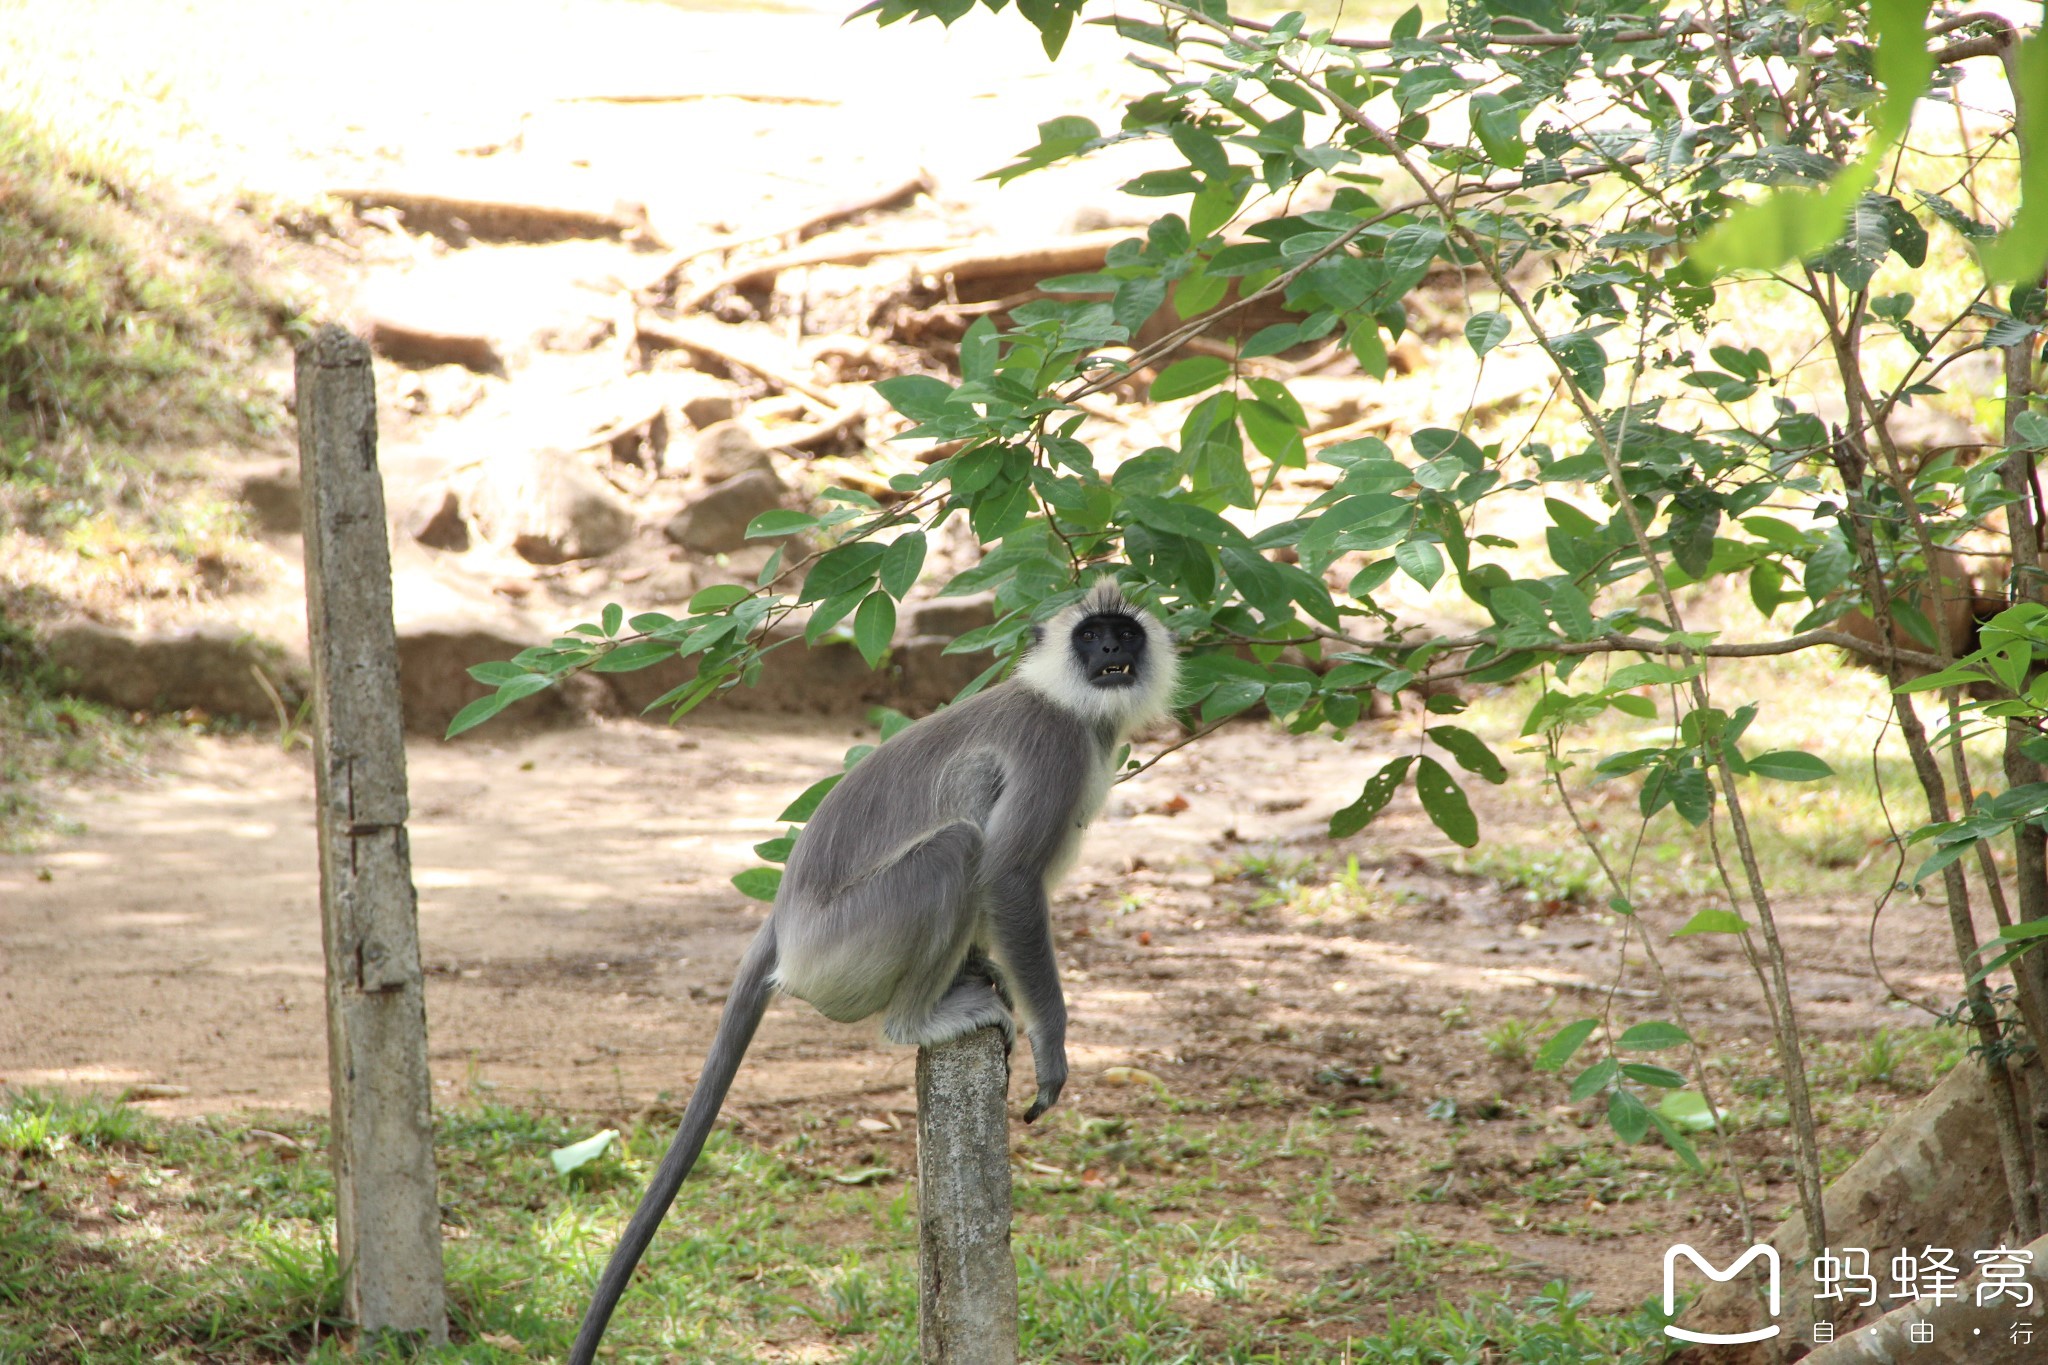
[1071,612,1148,689]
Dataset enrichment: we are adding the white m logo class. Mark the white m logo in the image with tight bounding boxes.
[1662,1243,1783,1344]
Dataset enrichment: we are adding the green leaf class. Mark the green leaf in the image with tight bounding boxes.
[1607,1088,1651,1144]
[1330,755,1414,837]
[854,591,896,669]
[1674,909,1748,937]
[1151,356,1233,402]
[445,673,554,739]
[1534,1018,1599,1072]
[590,639,677,673]
[779,774,843,822]
[801,542,887,603]
[1468,92,1526,169]
[1622,1063,1687,1090]
[880,532,927,599]
[732,867,783,902]
[548,1129,618,1175]
[1616,1021,1690,1052]
[601,603,623,637]
[1656,1091,1719,1134]
[1395,539,1443,590]
[445,691,512,740]
[1425,724,1507,784]
[1744,750,1833,782]
[1174,268,1229,319]
[1647,1109,1706,1172]
[1414,756,1478,847]
[1569,1057,1621,1102]
[828,1165,896,1186]
[874,374,957,421]
[1464,310,1510,357]
[690,584,751,612]
[746,509,820,539]
[468,660,531,686]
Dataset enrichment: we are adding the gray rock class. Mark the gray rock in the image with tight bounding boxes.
[680,390,738,432]
[45,621,306,721]
[394,621,602,734]
[688,421,774,485]
[236,459,302,535]
[405,484,470,551]
[470,448,636,564]
[902,593,997,640]
[663,468,785,556]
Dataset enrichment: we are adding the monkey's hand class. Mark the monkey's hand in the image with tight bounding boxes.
[1023,1044,1067,1123]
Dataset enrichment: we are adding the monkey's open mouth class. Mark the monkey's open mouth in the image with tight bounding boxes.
[1093,662,1135,683]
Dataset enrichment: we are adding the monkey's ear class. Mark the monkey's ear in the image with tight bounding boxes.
[1028,624,1045,650]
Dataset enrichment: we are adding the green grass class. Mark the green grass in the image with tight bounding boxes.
[0,1089,1680,1363]
[0,111,285,519]
[0,110,297,847]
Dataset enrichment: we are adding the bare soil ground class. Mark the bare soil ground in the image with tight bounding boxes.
[0,708,1963,1318]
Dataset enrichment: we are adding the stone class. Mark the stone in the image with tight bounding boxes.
[236,459,302,535]
[405,484,470,551]
[469,448,636,564]
[688,420,774,485]
[680,390,738,431]
[531,313,614,353]
[663,468,785,556]
[394,620,600,734]
[902,593,996,640]
[45,621,306,721]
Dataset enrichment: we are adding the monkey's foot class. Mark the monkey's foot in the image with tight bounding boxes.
[885,976,1015,1050]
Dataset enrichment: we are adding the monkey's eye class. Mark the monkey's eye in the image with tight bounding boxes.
[1080,630,1096,642]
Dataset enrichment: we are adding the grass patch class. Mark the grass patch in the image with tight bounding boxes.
[0,110,296,845]
[0,111,286,522]
[0,1089,1680,1363]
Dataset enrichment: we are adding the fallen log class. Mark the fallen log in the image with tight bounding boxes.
[331,187,658,244]
[362,317,504,376]
[639,170,936,297]
[913,230,1134,289]
[668,232,955,313]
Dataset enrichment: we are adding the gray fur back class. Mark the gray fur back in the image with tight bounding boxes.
[778,681,1106,911]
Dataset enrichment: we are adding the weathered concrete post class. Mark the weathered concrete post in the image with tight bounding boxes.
[295,324,449,1342]
[916,1026,1019,1364]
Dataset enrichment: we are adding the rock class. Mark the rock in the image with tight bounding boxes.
[235,459,302,535]
[45,621,306,721]
[688,421,774,485]
[394,620,603,734]
[635,563,698,605]
[395,368,487,418]
[364,316,504,376]
[531,313,614,353]
[663,469,785,556]
[470,448,636,565]
[405,484,470,552]
[902,593,997,640]
[680,390,738,432]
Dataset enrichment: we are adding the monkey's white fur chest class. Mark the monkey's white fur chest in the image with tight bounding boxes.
[1043,747,1115,887]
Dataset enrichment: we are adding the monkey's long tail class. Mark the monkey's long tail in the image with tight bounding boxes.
[565,927,779,1365]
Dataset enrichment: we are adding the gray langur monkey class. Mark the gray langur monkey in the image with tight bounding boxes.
[566,582,1179,1364]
